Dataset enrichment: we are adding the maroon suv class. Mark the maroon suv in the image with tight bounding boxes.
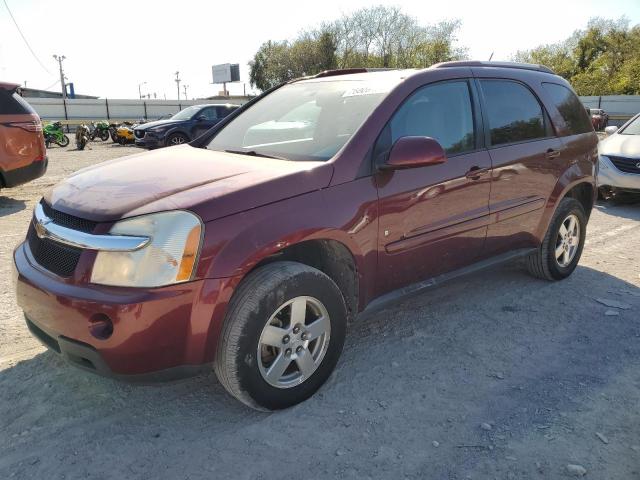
[14,62,597,410]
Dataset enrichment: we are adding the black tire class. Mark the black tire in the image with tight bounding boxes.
[58,135,70,147]
[214,261,347,411]
[99,130,109,141]
[526,197,587,281]
[166,133,188,147]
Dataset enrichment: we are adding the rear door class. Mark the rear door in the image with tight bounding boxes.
[375,79,492,294]
[476,77,564,256]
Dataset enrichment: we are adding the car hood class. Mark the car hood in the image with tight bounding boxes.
[45,145,333,223]
[135,119,182,130]
[599,134,640,158]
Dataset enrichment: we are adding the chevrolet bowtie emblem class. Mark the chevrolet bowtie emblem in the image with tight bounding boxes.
[34,216,52,239]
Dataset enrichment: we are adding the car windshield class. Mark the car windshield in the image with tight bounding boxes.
[171,106,200,121]
[620,115,640,135]
[207,78,398,161]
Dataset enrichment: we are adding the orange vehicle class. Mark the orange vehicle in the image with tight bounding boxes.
[0,82,47,188]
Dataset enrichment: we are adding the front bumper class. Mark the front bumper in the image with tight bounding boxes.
[1,157,48,188]
[13,241,239,381]
[134,133,164,149]
[597,156,640,192]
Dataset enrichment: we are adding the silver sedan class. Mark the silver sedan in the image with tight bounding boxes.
[598,113,640,198]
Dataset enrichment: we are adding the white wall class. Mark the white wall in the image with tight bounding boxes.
[580,95,640,125]
[28,98,249,123]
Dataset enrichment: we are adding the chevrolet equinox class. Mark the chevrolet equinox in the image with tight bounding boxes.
[14,62,598,410]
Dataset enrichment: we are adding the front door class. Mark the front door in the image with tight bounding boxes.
[191,107,219,139]
[374,80,491,296]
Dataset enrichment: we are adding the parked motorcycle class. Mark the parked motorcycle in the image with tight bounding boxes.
[116,124,135,145]
[43,121,70,148]
[89,120,110,141]
[108,123,119,142]
[75,124,90,151]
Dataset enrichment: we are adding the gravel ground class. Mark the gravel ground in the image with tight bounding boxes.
[1,142,639,479]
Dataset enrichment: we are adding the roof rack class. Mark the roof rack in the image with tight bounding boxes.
[433,61,555,75]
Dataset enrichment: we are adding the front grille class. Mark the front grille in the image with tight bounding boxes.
[609,156,640,175]
[28,224,82,277]
[40,200,97,233]
[134,129,145,139]
[27,201,97,277]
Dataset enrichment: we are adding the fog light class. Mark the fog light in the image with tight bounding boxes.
[89,313,113,340]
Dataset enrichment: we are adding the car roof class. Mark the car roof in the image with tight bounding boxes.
[297,69,417,84]
[194,103,240,108]
[294,61,558,87]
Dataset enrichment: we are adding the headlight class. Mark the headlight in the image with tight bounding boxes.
[90,211,203,288]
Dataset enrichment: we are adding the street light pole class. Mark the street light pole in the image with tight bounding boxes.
[138,81,147,99]
[53,54,67,100]
[174,71,181,101]
[183,84,189,100]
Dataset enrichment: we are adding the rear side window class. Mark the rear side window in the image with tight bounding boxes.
[386,81,476,155]
[0,90,36,115]
[480,80,546,146]
[542,83,593,135]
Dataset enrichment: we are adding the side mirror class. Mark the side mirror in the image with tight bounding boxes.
[380,136,446,170]
[604,125,618,136]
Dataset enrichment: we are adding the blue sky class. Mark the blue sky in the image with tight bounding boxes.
[1,0,639,99]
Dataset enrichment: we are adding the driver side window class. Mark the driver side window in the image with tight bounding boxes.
[199,108,218,121]
[375,81,476,164]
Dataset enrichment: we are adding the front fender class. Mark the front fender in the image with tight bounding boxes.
[195,178,380,308]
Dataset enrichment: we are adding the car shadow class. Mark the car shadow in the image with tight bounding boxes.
[594,198,640,221]
[0,196,26,217]
[1,264,639,478]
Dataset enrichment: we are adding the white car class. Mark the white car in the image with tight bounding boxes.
[598,113,640,198]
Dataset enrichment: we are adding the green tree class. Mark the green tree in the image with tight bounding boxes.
[248,5,467,91]
[514,17,640,95]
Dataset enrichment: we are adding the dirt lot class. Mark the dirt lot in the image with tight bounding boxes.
[1,142,639,479]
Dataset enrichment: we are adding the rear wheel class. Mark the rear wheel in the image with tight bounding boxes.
[214,262,347,411]
[526,197,586,280]
[99,130,109,141]
[58,135,70,147]
[166,133,188,146]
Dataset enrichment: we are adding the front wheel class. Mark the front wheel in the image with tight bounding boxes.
[99,130,110,141]
[58,134,70,147]
[166,133,188,146]
[214,262,347,411]
[526,197,587,280]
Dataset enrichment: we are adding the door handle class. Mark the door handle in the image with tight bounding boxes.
[465,166,489,180]
[546,148,561,159]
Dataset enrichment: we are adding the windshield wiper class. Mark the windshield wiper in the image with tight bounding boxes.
[223,149,289,161]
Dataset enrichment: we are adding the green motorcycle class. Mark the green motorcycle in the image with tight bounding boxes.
[89,120,110,141]
[43,121,70,148]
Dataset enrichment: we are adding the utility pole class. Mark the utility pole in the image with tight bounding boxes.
[174,71,181,100]
[183,84,189,100]
[53,54,67,99]
[138,81,147,99]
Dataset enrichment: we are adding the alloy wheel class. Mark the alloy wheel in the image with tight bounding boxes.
[555,213,580,267]
[257,296,331,389]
